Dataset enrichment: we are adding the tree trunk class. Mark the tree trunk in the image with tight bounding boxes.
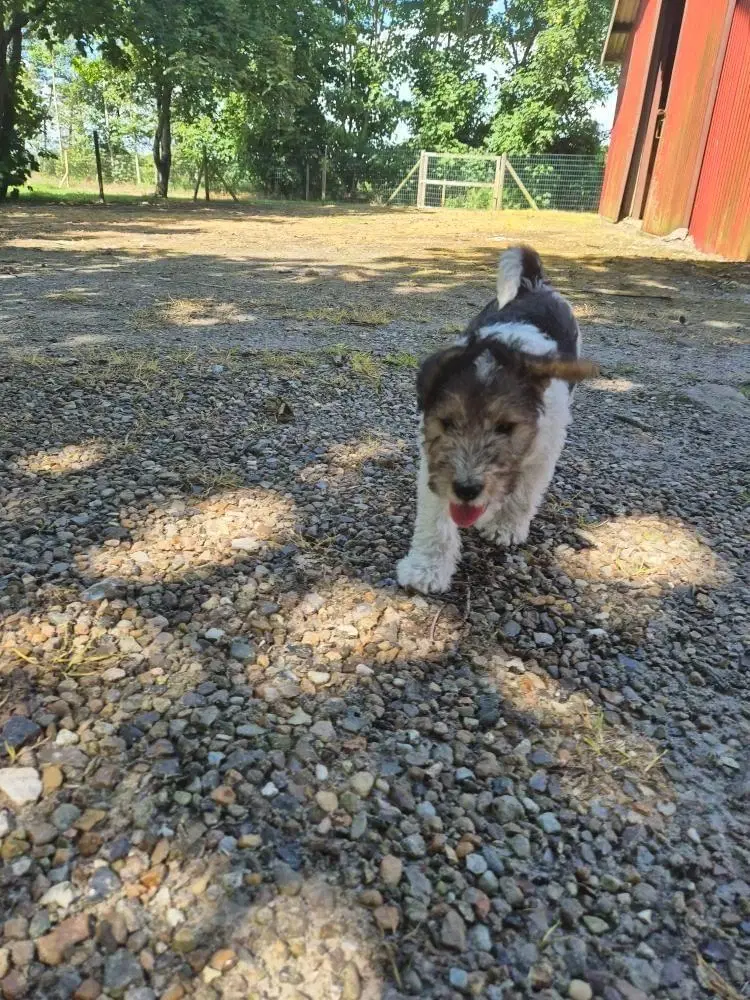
[152,83,172,198]
[0,19,24,202]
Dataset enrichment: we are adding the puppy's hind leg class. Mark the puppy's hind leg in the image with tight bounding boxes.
[397,449,460,593]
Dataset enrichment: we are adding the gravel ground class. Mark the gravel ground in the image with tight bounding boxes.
[1,203,749,1000]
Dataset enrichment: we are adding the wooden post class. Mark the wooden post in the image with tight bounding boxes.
[416,150,429,209]
[92,131,105,203]
[305,162,310,201]
[321,146,328,202]
[505,158,539,210]
[203,147,210,201]
[498,154,507,209]
[386,158,421,204]
[192,164,204,201]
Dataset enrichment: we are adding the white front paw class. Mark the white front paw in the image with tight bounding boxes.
[479,520,530,546]
[397,552,454,594]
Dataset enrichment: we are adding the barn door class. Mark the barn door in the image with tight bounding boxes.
[600,0,666,220]
[690,0,750,259]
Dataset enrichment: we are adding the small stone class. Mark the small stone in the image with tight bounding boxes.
[468,924,492,952]
[495,795,524,823]
[229,640,255,661]
[37,914,92,966]
[0,768,42,808]
[310,720,336,742]
[568,981,593,1000]
[441,909,467,951]
[465,853,488,875]
[288,708,312,726]
[340,963,361,1000]
[503,621,521,637]
[261,782,278,797]
[210,785,236,806]
[104,949,144,994]
[41,766,64,794]
[538,812,562,835]
[82,578,126,602]
[172,928,197,954]
[204,628,225,641]
[315,790,338,813]
[499,877,524,908]
[308,671,331,686]
[1,717,41,751]
[449,968,469,990]
[583,915,609,935]
[209,949,237,972]
[88,867,121,899]
[373,905,400,932]
[350,772,375,797]
[52,803,81,830]
[39,882,76,910]
[403,833,426,858]
[73,980,101,1000]
[533,631,554,646]
[380,855,403,886]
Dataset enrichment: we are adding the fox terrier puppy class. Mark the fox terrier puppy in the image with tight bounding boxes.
[397,245,598,594]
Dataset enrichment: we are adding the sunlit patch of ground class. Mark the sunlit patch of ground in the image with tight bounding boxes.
[557,514,729,588]
[14,441,108,476]
[80,489,296,585]
[326,435,406,472]
[481,654,673,815]
[587,376,639,393]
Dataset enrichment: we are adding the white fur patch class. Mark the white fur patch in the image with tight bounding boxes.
[496,247,524,309]
[477,321,556,356]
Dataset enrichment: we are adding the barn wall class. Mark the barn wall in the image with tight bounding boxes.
[642,0,735,235]
[690,0,750,259]
[599,0,665,220]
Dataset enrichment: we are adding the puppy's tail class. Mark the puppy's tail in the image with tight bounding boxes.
[496,245,545,308]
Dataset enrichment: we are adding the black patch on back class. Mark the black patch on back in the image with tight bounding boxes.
[464,286,579,361]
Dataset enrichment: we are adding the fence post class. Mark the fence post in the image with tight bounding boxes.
[321,146,328,202]
[203,147,210,201]
[416,150,428,209]
[92,130,105,204]
[305,162,310,201]
[493,155,507,210]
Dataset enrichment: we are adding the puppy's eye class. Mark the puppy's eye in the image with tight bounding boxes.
[495,422,515,435]
[440,418,455,432]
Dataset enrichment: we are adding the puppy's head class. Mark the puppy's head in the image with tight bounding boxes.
[417,339,597,527]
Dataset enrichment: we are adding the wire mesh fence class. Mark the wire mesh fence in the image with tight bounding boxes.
[32,140,604,212]
[388,151,605,212]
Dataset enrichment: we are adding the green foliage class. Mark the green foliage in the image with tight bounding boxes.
[487,0,616,154]
[405,0,495,151]
[1,0,114,198]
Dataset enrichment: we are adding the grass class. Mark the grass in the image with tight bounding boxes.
[45,289,91,304]
[11,624,117,679]
[384,351,418,369]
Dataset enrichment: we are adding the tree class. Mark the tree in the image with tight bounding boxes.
[324,0,406,194]
[404,0,495,151]
[487,0,615,154]
[102,0,258,197]
[1,1,109,199]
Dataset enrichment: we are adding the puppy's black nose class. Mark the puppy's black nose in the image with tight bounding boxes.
[453,481,483,502]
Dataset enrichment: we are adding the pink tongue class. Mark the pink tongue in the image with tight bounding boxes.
[450,502,485,528]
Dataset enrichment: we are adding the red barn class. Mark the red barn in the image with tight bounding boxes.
[599,0,750,261]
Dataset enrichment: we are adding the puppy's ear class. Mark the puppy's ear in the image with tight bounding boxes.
[523,357,600,385]
[417,346,466,411]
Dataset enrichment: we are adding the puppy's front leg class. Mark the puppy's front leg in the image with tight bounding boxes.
[397,448,460,593]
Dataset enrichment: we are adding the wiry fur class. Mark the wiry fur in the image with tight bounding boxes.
[397,245,598,594]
